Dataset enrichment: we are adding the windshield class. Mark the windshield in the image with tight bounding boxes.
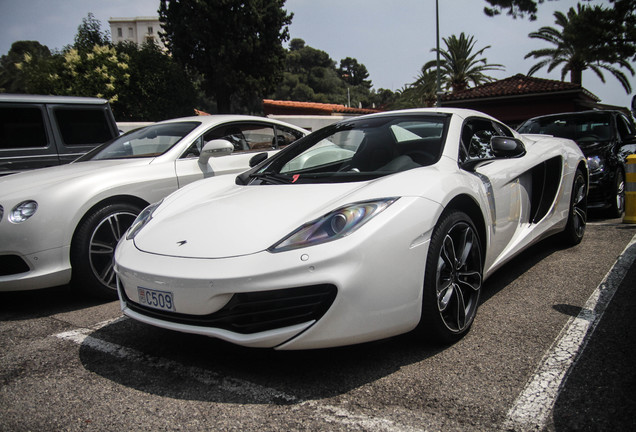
[78,121,200,161]
[518,113,612,143]
[250,114,449,184]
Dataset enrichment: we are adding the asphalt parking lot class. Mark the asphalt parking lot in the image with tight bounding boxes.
[1,217,635,432]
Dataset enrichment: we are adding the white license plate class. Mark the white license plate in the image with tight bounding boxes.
[137,287,175,312]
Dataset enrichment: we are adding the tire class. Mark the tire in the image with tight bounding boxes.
[607,169,625,219]
[71,202,142,299]
[418,210,483,344]
[561,169,587,246]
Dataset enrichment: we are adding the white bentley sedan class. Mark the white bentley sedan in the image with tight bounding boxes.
[0,115,306,298]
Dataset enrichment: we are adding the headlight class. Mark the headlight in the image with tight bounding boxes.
[9,200,38,223]
[126,200,162,240]
[270,198,398,253]
[587,155,604,173]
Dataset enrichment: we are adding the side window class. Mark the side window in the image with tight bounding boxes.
[203,123,277,153]
[274,125,304,148]
[0,106,48,149]
[617,115,635,141]
[53,108,114,145]
[460,119,499,161]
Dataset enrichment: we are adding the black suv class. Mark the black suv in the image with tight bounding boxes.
[518,110,636,217]
[0,94,119,176]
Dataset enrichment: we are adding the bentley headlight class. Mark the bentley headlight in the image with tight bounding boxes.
[270,198,398,252]
[9,200,38,223]
[587,155,604,173]
[126,200,162,240]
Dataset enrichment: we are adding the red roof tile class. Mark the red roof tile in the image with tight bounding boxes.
[263,99,380,115]
[443,74,599,102]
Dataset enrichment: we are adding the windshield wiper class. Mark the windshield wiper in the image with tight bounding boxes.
[248,172,292,185]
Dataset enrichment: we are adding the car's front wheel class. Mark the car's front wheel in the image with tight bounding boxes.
[418,210,483,344]
[561,168,587,246]
[71,202,142,299]
[608,169,625,218]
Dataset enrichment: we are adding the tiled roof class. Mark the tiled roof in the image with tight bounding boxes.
[443,74,599,102]
[263,99,380,115]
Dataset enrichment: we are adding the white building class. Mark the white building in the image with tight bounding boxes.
[108,16,165,49]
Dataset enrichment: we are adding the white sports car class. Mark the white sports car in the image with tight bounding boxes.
[0,115,306,297]
[114,108,587,349]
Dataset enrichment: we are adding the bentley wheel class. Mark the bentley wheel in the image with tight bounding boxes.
[419,211,483,344]
[71,202,142,299]
[562,169,587,246]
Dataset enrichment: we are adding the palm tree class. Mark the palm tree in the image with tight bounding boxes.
[525,4,634,93]
[422,33,504,93]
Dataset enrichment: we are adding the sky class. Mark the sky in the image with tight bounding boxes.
[0,0,634,109]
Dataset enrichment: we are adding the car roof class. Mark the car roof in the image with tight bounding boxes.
[524,110,623,121]
[157,114,308,132]
[0,93,109,105]
[348,107,499,122]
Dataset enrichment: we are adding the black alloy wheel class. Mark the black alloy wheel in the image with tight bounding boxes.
[562,169,587,246]
[419,210,483,344]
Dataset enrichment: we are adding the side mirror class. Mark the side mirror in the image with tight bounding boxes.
[461,136,526,171]
[490,136,526,158]
[249,152,268,167]
[198,139,234,164]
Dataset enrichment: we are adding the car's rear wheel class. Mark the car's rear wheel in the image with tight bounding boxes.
[418,211,483,344]
[608,169,625,218]
[562,169,587,246]
[71,203,142,299]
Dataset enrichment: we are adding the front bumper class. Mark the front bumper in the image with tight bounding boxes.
[0,246,72,291]
[587,169,616,209]
[115,196,440,349]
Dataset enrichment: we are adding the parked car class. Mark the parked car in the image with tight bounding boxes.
[114,108,587,349]
[518,110,636,217]
[0,94,119,176]
[0,115,307,298]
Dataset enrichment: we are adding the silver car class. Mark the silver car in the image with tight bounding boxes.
[0,115,306,298]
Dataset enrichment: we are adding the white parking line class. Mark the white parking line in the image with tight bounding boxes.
[504,233,636,431]
[54,319,421,432]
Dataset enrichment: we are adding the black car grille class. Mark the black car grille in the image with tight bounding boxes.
[120,284,337,334]
[0,255,30,276]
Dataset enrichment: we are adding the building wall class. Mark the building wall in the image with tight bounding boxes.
[109,17,165,49]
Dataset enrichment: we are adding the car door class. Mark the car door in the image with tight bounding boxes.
[174,122,303,188]
[461,118,530,269]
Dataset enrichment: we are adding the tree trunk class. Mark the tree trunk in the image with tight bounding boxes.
[570,68,583,86]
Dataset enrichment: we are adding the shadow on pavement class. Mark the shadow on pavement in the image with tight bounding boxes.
[0,285,113,321]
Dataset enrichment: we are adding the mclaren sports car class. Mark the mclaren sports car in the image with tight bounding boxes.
[114,108,588,349]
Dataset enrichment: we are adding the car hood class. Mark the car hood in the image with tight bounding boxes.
[574,138,611,156]
[133,176,398,259]
[0,159,152,199]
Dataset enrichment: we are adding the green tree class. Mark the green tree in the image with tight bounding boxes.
[0,41,54,93]
[114,41,198,121]
[271,39,376,108]
[53,45,129,103]
[422,33,504,93]
[525,3,634,93]
[159,0,293,113]
[73,12,111,53]
[338,57,371,88]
